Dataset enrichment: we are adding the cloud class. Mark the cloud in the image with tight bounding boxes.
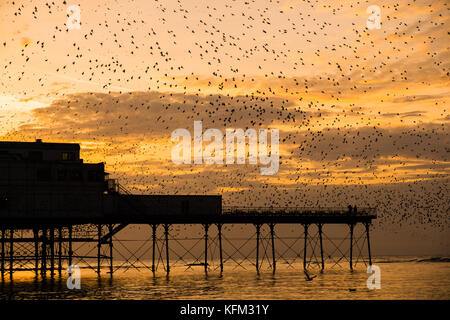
[381,111,427,118]
[392,96,443,104]
[6,91,303,140]
[4,91,448,185]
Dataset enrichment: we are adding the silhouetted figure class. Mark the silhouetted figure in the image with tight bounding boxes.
[354,205,357,214]
[348,205,352,213]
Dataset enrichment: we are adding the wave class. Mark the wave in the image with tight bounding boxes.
[375,258,418,264]
[415,257,450,263]
[375,257,450,263]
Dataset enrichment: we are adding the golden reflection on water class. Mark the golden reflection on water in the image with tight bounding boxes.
[0,259,449,300]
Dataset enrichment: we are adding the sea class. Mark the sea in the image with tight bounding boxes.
[0,256,449,300]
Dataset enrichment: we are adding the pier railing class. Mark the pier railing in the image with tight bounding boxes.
[222,206,376,216]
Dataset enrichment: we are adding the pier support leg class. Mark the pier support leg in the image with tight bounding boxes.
[109,224,113,276]
[270,223,276,273]
[50,228,55,277]
[365,223,372,266]
[97,224,101,275]
[1,228,5,279]
[68,226,73,268]
[349,224,354,271]
[204,224,209,273]
[41,229,47,276]
[151,224,157,273]
[318,224,324,271]
[33,229,39,276]
[58,227,62,276]
[217,224,223,273]
[164,224,170,274]
[255,224,261,272]
[9,229,13,279]
[303,224,308,270]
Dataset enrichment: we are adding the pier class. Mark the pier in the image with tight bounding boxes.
[0,140,376,279]
[0,206,375,278]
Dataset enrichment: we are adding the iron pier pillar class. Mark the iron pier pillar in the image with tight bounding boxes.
[204,224,209,273]
[68,225,73,268]
[349,223,354,271]
[255,224,261,273]
[109,224,113,276]
[217,224,223,273]
[41,228,47,276]
[1,228,6,279]
[365,223,372,266]
[97,224,102,275]
[50,228,55,277]
[9,229,13,279]
[151,224,157,273]
[303,224,308,270]
[318,224,324,271]
[58,227,62,276]
[33,229,39,276]
[164,224,170,274]
[270,223,276,273]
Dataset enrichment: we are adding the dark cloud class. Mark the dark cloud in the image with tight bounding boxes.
[381,111,427,118]
[290,123,449,162]
[6,90,449,169]
[392,96,442,104]
[9,91,303,141]
[2,90,449,234]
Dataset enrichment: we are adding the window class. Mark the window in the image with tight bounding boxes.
[62,152,75,161]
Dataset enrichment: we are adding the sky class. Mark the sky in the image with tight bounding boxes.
[0,0,448,255]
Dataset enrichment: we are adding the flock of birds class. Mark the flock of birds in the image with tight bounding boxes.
[0,0,448,237]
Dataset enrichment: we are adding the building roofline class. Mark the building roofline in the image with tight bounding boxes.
[0,140,80,150]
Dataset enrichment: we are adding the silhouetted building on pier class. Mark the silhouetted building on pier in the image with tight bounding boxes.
[0,139,221,225]
[0,140,375,278]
